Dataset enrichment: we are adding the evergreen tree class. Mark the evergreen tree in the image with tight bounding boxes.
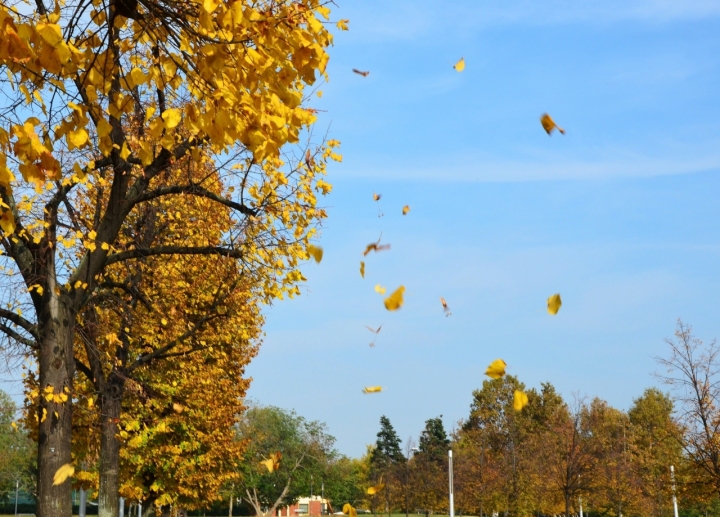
[418,416,449,464]
[371,416,405,469]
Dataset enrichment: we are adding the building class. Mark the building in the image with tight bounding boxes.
[275,496,330,517]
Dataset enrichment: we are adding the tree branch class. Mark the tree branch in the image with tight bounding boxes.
[0,308,39,339]
[104,245,243,267]
[131,184,257,216]
[0,324,37,349]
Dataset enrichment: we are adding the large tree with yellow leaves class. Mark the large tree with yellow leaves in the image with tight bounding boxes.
[0,0,340,516]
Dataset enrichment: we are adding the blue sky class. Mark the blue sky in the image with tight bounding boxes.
[245,0,720,457]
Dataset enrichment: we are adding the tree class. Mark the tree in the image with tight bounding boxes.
[656,321,720,497]
[628,388,683,517]
[0,390,35,502]
[322,455,368,512]
[535,397,597,517]
[0,0,339,516]
[418,416,449,464]
[369,416,405,517]
[235,405,337,517]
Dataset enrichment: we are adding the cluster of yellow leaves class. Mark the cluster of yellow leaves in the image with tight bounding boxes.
[0,0,338,233]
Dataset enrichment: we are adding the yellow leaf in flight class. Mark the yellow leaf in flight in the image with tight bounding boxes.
[353,69,369,77]
[53,463,75,486]
[343,504,357,517]
[173,403,184,413]
[360,261,365,278]
[307,244,323,263]
[485,359,507,379]
[364,234,390,256]
[402,205,410,215]
[363,386,382,394]
[454,58,465,72]
[383,286,405,311]
[547,293,562,315]
[513,390,529,412]
[367,482,385,495]
[540,113,565,135]
[440,297,451,316]
[374,284,386,295]
[261,451,282,472]
[373,192,381,201]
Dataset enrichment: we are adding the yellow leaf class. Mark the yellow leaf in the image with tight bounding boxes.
[67,128,89,149]
[513,390,529,412]
[316,5,331,20]
[52,463,75,486]
[374,284,386,295]
[547,293,562,315]
[0,211,16,235]
[454,57,465,72]
[383,286,405,311]
[129,67,146,87]
[343,505,357,517]
[402,205,410,215]
[119,142,131,160]
[336,19,349,31]
[161,318,168,326]
[260,451,282,472]
[101,242,109,250]
[161,108,182,129]
[367,483,385,495]
[307,244,323,263]
[362,386,382,394]
[37,23,63,46]
[203,0,220,13]
[359,261,365,278]
[172,403,184,413]
[485,359,507,379]
[88,397,94,408]
[540,113,565,135]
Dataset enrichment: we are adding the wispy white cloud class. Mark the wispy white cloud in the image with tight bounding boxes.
[340,146,720,182]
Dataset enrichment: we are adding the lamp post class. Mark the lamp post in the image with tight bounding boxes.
[448,450,454,517]
[14,479,19,517]
[671,465,679,517]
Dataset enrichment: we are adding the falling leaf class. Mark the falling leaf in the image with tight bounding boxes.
[373,192,381,201]
[364,234,391,256]
[440,297,452,317]
[360,261,365,278]
[485,359,507,379]
[402,205,410,215]
[305,149,315,169]
[547,293,562,315]
[540,113,565,135]
[352,69,369,77]
[261,451,282,472]
[367,482,385,495]
[365,324,383,334]
[172,403,184,413]
[53,463,75,486]
[366,324,383,347]
[307,244,323,263]
[343,504,358,517]
[513,390,529,412]
[454,58,465,72]
[384,286,405,311]
[363,386,382,394]
[374,284,386,295]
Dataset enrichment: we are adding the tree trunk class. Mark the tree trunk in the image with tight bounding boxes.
[564,493,570,517]
[36,292,75,517]
[98,378,124,517]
